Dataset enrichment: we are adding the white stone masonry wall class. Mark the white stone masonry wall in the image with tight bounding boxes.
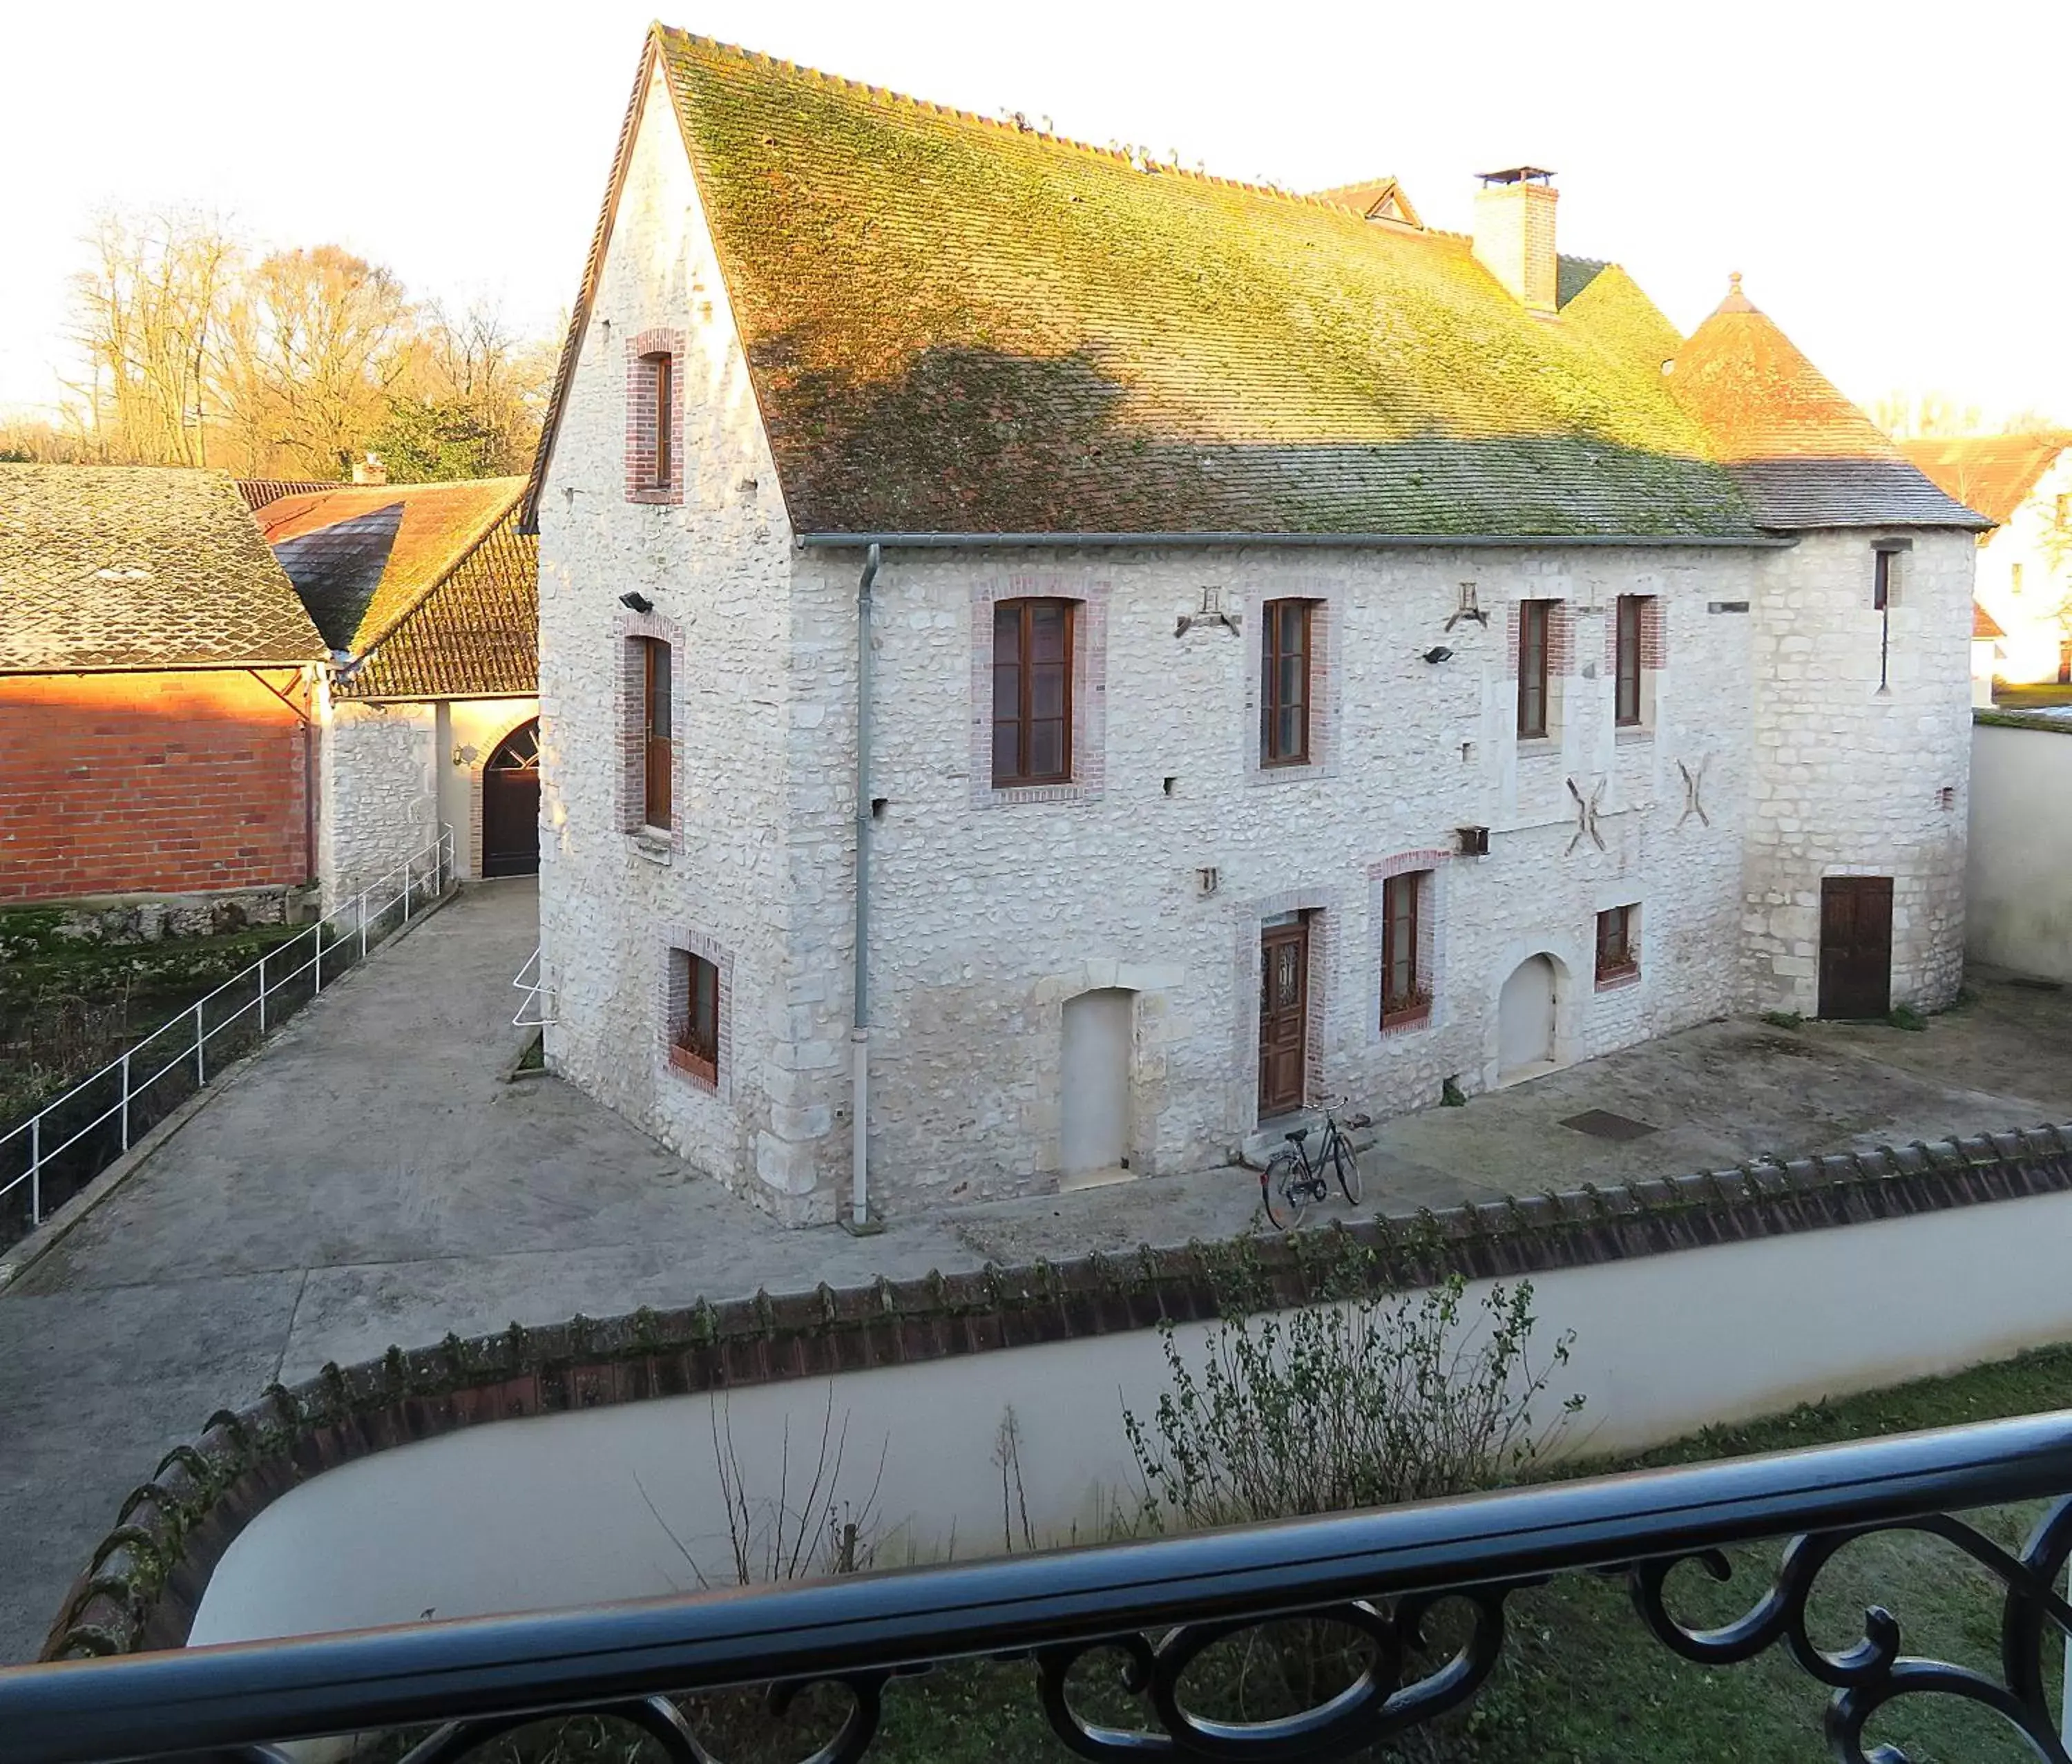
[318,700,438,906]
[1741,528,1975,1014]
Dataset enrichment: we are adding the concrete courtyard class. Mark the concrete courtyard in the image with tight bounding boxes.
[1,876,2069,1661]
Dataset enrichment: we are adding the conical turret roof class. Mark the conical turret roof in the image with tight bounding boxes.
[1668,277,1988,530]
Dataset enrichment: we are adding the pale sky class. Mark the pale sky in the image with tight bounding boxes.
[3,0,2067,429]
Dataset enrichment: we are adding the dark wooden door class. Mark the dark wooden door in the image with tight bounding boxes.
[1819,876,1892,1019]
[1258,919,1310,1116]
[481,720,541,879]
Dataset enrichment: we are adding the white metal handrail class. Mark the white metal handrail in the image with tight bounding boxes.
[512,946,555,1028]
[0,827,455,1233]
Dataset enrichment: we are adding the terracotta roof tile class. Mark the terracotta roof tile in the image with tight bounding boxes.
[1898,433,2072,528]
[1975,600,2007,640]
[256,478,526,656]
[0,465,324,672]
[1668,279,1988,530]
[338,504,537,700]
[530,30,1758,540]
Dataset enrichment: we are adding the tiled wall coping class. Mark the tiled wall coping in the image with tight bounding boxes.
[45,1124,2072,1660]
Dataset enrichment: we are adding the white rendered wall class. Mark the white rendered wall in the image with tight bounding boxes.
[317,700,438,905]
[1966,721,2072,981]
[1740,530,1975,1015]
[439,697,539,880]
[191,1187,2072,1646]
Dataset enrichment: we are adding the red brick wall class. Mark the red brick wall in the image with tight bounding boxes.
[0,670,311,903]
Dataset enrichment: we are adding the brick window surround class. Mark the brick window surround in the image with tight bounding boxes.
[617,608,684,850]
[625,329,685,506]
[1243,583,1341,785]
[969,576,1108,807]
[1369,850,1449,1038]
[658,928,733,1097]
[1595,902,1641,990]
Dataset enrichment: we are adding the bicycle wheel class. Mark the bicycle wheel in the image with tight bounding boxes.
[1331,1133,1363,1208]
[1261,1151,1310,1231]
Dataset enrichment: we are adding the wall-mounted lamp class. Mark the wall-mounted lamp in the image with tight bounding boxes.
[620,591,654,615]
[452,743,478,768]
[1422,646,1454,665]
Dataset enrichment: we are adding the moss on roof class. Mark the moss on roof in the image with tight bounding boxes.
[0,466,323,673]
[340,504,537,700]
[256,478,526,657]
[646,29,1756,539]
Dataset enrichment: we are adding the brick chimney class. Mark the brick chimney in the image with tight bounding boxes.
[351,453,387,486]
[1473,166,1559,315]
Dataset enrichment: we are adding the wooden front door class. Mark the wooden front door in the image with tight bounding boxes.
[1819,876,1893,1019]
[1258,919,1310,1117]
[481,720,541,879]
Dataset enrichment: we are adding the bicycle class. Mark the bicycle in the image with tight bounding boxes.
[1259,1097,1370,1231]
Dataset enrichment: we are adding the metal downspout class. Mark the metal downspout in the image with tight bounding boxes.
[847,544,881,1233]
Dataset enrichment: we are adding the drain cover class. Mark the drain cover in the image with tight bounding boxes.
[1560,1109,1658,1142]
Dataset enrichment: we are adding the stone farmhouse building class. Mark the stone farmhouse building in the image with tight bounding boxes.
[1901,433,2072,686]
[0,466,325,917]
[524,27,1987,1225]
[250,475,540,898]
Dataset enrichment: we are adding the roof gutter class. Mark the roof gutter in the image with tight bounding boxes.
[796,530,1798,550]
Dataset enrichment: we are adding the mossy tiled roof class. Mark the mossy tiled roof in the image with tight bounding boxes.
[1669,280,1989,530]
[338,504,537,700]
[256,478,527,657]
[617,30,1760,539]
[0,466,324,673]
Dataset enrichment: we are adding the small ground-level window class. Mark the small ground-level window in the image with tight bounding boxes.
[1595,904,1640,986]
[1380,872,1432,1027]
[670,949,720,1084]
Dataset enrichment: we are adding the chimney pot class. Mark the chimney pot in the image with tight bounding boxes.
[352,453,388,486]
[1472,166,1560,315]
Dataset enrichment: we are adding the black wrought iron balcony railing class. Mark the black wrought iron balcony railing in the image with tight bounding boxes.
[8,1411,2072,1764]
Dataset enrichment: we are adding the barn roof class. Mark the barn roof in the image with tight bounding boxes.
[1898,433,2072,528]
[0,466,324,673]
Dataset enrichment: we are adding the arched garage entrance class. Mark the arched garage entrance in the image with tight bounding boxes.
[481,719,541,878]
[1497,953,1558,1083]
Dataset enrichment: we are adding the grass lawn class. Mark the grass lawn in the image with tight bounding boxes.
[405,1346,2072,1764]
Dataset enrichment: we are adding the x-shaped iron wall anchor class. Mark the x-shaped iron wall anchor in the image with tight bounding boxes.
[1677,755,1710,828]
[1566,776,1606,854]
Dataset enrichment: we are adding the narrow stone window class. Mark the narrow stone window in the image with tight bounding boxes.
[641,636,673,830]
[624,332,684,504]
[1595,903,1640,987]
[992,597,1073,786]
[669,948,720,1084]
[1517,599,1553,738]
[1614,595,1648,727]
[1380,871,1432,1028]
[1260,598,1313,766]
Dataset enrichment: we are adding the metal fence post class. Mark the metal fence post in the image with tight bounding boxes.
[403,855,414,924]
[120,1051,131,1153]
[316,922,324,993]
[359,892,368,962]
[258,950,267,1035]
[29,1115,40,1227]
[194,1001,206,1086]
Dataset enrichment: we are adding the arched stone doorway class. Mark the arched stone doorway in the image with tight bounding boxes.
[1497,953,1558,1082]
[481,718,541,878]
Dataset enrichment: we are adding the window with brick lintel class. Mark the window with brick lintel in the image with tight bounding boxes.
[1380,871,1431,1028]
[669,948,720,1084]
[640,636,672,831]
[1518,599,1553,738]
[1260,598,1313,766]
[992,597,1073,786]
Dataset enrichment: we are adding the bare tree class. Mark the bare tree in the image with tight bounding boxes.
[215,246,415,477]
[370,298,553,479]
[65,208,238,465]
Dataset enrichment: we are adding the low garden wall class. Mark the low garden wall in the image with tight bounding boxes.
[48,1126,2072,1660]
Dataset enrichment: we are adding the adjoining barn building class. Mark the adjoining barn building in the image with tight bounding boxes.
[524,27,1989,1224]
